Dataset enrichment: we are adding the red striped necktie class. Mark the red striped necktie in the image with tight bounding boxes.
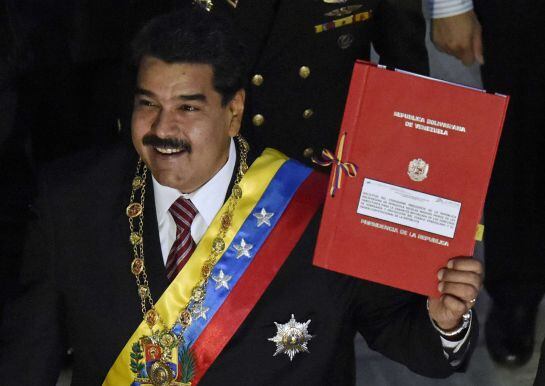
[166,196,198,281]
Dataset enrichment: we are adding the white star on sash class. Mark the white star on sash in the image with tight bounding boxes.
[192,303,210,320]
[212,269,232,290]
[234,238,253,259]
[253,208,274,227]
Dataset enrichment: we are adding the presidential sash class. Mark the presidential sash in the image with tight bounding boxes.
[104,149,327,385]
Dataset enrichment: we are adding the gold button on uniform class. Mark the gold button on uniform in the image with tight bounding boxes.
[252,114,265,126]
[299,66,310,79]
[303,109,314,119]
[251,74,264,86]
[303,147,314,158]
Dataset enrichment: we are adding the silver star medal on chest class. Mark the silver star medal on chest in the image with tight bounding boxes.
[268,314,313,361]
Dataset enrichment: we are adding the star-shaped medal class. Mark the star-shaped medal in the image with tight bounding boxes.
[192,303,210,321]
[233,238,253,259]
[268,314,313,361]
[253,208,274,227]
[212,269,232,290]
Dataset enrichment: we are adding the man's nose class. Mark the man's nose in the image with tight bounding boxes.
[151,108,178,136]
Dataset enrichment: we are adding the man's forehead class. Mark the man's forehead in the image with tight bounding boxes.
[137,57,214,86]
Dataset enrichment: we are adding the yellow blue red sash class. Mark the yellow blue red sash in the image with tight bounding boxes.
[104,149,327,385]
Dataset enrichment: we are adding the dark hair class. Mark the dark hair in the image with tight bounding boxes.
[131,6,246,105]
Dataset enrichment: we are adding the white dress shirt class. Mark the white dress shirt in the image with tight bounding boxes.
[153,138,236,265]
[429,0,473,18]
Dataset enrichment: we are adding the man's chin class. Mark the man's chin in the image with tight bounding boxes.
[144,159,185,188]
[152,171,187,190]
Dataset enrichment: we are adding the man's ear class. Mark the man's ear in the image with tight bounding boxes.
[227,89,245,137]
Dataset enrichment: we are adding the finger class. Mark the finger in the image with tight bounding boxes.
[434,42,447,54]
[441,294,469,317]
[432,37,450,55]
[473,26,484,65]
[442,43,464,61]
[439,281,479,303]
[438,269,482,290]
[430,20,448,53]
[447,258,483,275]
[461,54,475,66]
[459,46,476,66]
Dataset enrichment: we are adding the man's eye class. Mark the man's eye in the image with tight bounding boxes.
[137,99,157,107]
[181,104,198,112]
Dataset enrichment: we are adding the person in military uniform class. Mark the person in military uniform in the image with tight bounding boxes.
[212,0,429,162]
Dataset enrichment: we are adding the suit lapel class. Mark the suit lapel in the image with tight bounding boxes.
[103,145,169,303]
[142,176,170,300]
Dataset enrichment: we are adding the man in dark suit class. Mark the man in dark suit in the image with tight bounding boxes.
[0,0,34,320]
[536,340,545,385]
[0,7,483,385]
[473,0,545,368]
[432,0,545,367]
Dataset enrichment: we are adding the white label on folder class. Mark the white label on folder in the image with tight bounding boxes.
[357,178,461,238]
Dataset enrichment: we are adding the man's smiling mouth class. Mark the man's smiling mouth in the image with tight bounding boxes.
[154,146,185,155]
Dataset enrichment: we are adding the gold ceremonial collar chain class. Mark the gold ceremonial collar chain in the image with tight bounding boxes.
[126,135,249,344]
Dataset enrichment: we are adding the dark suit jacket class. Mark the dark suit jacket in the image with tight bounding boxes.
[0,144,476,385]
[473,0,545,298]
[536,339,545,386]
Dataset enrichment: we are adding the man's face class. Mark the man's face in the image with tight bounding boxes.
[132,56,244,193]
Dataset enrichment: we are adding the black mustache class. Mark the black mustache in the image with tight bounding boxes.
[142,134,192,153]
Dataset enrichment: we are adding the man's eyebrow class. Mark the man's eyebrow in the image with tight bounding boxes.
[134,87,155,97]
[134,88,207,102]
[177,94,207,102]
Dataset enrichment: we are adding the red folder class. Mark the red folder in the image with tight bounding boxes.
[313,61,509,297]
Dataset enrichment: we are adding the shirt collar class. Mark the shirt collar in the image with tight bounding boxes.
[153,138,236,227]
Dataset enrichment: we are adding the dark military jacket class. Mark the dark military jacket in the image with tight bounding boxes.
[212,0,429,162]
